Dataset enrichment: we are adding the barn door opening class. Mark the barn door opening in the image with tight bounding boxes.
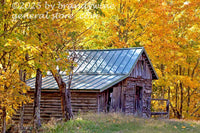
[135,86,143,116]
[110,87,121,112]
[107,88,113,112]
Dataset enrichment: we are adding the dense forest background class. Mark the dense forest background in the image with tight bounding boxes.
[0,0,199,132]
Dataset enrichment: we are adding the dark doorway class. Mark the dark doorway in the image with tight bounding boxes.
[135,86,143,116]
[107,88,113,112]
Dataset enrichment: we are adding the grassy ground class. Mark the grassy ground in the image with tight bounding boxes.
[42,113,200,133]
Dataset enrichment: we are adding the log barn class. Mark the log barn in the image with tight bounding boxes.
[13,47,158,124]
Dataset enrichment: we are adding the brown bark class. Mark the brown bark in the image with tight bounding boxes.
[175,65,178,113]
[175,65,183,119]
[187,87,190,114]
[67,73,73,119]
[191,106,200,116]
[168,87,170,118]
[169,102,181,118]
[50,47,75,121]
[33,68,42,132]
[2,107,6,133]
[180,82,183,119]
[186,67,190,114]
[1,0,6,132]
[168,87,170,101]
[179,65,183,119]
[191,58,199,78]
[51,72,73,120]
[175,83,178,111]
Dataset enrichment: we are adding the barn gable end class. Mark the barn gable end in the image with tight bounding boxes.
[130,52,154,80]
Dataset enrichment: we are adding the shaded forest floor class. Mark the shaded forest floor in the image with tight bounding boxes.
[42,113,200,133]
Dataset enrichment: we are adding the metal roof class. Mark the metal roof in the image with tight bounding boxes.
[27,74,125,92]
[27,47,158,92]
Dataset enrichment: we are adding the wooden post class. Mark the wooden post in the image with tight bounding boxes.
[97,95,100,113]
[106,90,109,112]
[166,100,170,119]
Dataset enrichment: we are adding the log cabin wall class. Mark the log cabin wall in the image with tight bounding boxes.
[12,91,62,124]
[122,78,152,118]
[12,91,98,124]
[71,91,98,113]
[97,89,110,113]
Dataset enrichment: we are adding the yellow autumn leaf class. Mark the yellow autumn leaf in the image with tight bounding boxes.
[6,82,10,87]
[7,39,12,42]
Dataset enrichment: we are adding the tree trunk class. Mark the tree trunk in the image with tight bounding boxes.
[175,83,178,113]
[2,0,6,132]
[168,87,170,118]
[51,73,73,121]
[187,66,190,114]
[66,74,73,119]
[180,82,183,119]
[187,87,190,114]
[33,68,42,132]
[65,85,73,120]
[19,70,26,131]
[2,107,6,133]
[168,87,170,101]
[191,106,200,117]
[169,102,181,118]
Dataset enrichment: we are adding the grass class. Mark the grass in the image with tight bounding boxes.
[42,113,200,133]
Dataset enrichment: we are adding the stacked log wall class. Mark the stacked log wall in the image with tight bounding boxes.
[12,91,62,124]
[12,91,98,124]
[71,92,98,113]
[123,78,152,117]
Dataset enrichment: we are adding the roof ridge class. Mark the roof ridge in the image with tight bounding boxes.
[46,73,127,76]
[72,47,144,51]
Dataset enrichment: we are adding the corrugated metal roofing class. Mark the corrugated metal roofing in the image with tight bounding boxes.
[27,47,158,92]
[59,48,143,75]
[27,74,125,91]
